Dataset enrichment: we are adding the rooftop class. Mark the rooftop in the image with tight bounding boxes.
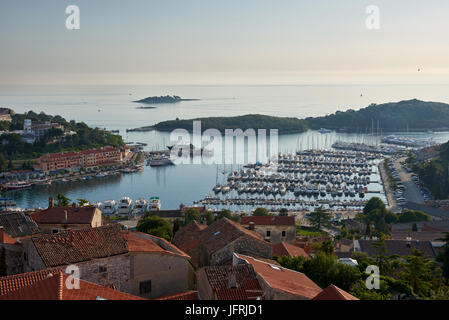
[358,239,437,258]
[234,253,322,299]
[272,242,309,259]
[241,216,295,226]
[312,284,359,300]
[0,211,40,238]
[0,270,144,300]
[31,206,98,225]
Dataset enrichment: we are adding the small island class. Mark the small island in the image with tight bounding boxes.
[133,95,200,105]
[152,114,309,134]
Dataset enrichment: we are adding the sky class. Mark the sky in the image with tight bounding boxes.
[1,0,449,85]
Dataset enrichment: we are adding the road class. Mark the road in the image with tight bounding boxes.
[393,157,425,204]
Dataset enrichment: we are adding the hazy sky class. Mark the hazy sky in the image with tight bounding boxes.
[1,0,449,85]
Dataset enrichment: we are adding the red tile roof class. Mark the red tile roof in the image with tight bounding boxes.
[31,206,98,225]
[0,268,62,295]
[234,253,322,299]
[0,228,17,244]
[312,284,359,300]
[272,242,309,259]
[0,271,144,300]
[31,224,129,267]
[199,218,267,254]
[154,291,199,300]
[203,264,264,300]
[241,216,295,226]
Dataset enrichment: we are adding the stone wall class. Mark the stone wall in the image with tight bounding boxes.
[253,225,296,244]
[128,252,190,298]
[209,236,272,266]
[196,268,215,300]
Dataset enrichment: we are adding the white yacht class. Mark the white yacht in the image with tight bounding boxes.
[101,200,117,215]
[133,198,148,215]
[117,197,133,215]
[149,197,161,211]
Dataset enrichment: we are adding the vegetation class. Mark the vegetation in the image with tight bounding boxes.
[153,114,308,134]
[253,207,270,216]
[56,193,71,207]
[383,158,397,190]
[412,139,449,199]
[133,95,199,104]
[296,226,328,237]
[307,207,332,230]
[0,111,124,162]
[306,99,449,132]
[184,208,201,225]
[137,215,173,241]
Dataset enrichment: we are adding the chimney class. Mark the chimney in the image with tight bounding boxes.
[72,202,77,209]
[48,197,54,209]
[228,270,238,289]
[63,210,68,223]
[249,222,255,231]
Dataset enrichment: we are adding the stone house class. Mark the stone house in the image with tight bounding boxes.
[233,253,322,300]
[30,199,102,233]
[173,220,207,269]
[22,224,192,298]
[241,216,296,244]
[198,218,272,267]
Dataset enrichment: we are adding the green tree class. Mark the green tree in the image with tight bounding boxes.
[77,198,90,207]
[253,207,269,216]
[137,215,173,241]
[184,208,201,225]
[400,248,433,297]
[279,208,289,216]
[217,209,232,220]
[56,193,71,207]
[205,211,215,225]
[363,197,386,215]
[307,207,332,230]
[319,240,335,255]
[437,232,449,284]
[173,218,183,235]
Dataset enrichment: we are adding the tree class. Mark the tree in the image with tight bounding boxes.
[184,208,201,225]
[319,240,335,255]
[173,218,183,235]
[77,198,90,207]
[217,209,232,220]
[437,232,449,284]
[363,197,386,215]
[205,211,215,225]
[137,215,173,241]
[253,207,269,216]
[0,153,7,171]
[279,208,289,216]
[56,193,71,207]
[400,248,433,297]
[307,207,332,230]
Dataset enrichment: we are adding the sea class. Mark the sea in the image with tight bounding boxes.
[1,84,449,211]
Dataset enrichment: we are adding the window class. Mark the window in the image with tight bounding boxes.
[282,231,286,237]
[266,230,271,237]
[139,280,152,295]
[99,266,107,273]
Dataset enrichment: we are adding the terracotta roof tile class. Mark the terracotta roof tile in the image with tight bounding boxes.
[31,206,97,225]
[0,268,62,295]
[241,216,295,226]
[312,284,359,300]
[0,270,144,300]
[234,253,322,299]
[199,218,267,254]
[0,228,17,244]
[154,291,199,300]
[272,242,309,259]
[31,225,128,267]
[0,211,40,238]
[358,239,437,258]
[203,264,264,300]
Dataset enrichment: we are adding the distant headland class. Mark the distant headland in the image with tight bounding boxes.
[127,99,449,135]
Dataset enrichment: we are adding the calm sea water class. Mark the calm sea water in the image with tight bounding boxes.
[1,84,449,210]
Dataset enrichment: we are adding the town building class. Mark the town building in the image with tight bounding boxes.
[241,216,296,244]
[272,241,309,259]
[33,146,123,172]
[197,263,264,300]
[197,218,273,267]
[355,239,438,259]
[173,220,207,269]
[22,119,65,143]
[312,284,359,300]
[30,199,102,233]
[233,253,323,300]
[22,224,192,299]
[0,269,144,300]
